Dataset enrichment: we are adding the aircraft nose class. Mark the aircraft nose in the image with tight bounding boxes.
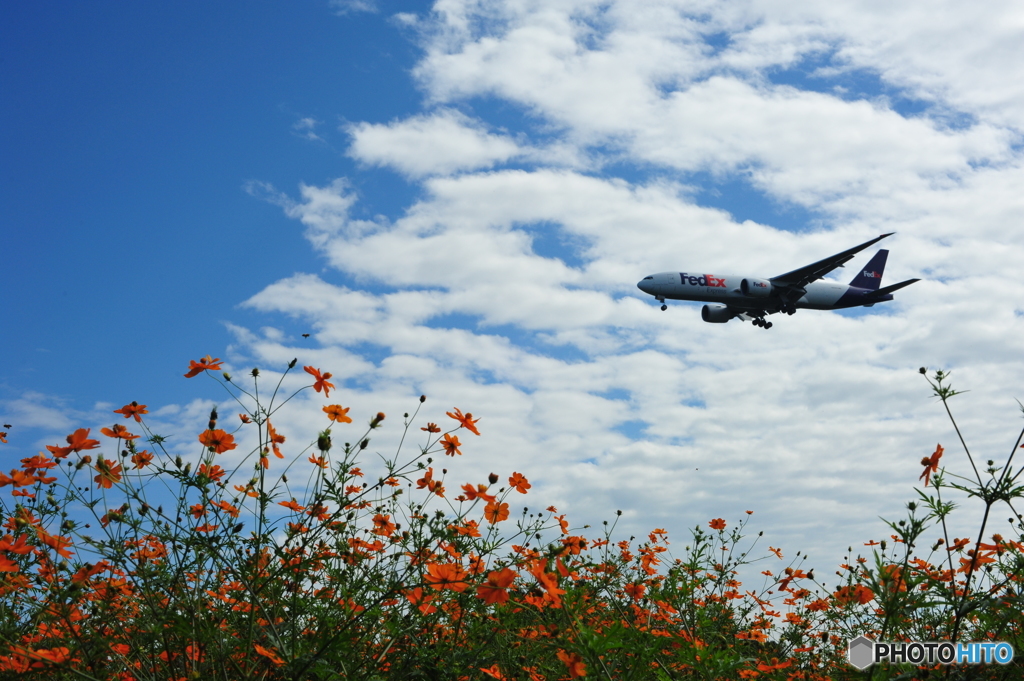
[637,276,654,294]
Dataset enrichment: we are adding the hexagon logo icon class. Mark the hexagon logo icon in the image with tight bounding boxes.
[848,635,875,670]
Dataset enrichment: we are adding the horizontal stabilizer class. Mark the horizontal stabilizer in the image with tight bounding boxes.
[866,278,920,297]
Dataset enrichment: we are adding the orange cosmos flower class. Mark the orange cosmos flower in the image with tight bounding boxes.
[47,428,101,459]
[372,513,396,537]
[440,433,462,456]
[757,658,793,672]
[452,520,482,537]
[459,483,496,503]
[416,468,445,497]
[405,587,437,615]
[184,355,224,378]
[279,499,306,512]
[958,550,997,574]
[421,422,440,433]
[67,428,100,451]
[709,518,727,531]
[446,407,480,435]
[101,424,140,440]
[239,413,251,423]
[36,528,74,559]
[416,467,436,490]
[197,463,226,481]
[919,444,943,487]
[0,432,6,443]
[480,664,508,680]
[484,501,510,524]
[113,402,148,422]
[19,455,57,475]
[303,365,335,397]
[234,483,258,499]
[267,421,285,458]
[424,562,469,592]
[624,583,646,600]
[323,405,352,423]
[478,567,517,605]
[253,644,286,666]
[198,429,236,454]
[834,584,874,605]
[94,457,123,489]
[214,500,239,518]
[880,564,908,592]
[509,472,531,494]
[556,650,586,679]
[130,450,154,469]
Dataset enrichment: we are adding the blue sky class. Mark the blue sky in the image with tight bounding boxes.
[2,2,423,405]
[5,0,1024,591]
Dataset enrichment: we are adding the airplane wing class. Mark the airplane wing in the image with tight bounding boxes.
[770,233,894,289]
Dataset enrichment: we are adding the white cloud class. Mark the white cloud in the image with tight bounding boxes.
[292,116,325,142]
[347,109,523,177]
[329,0,379,15]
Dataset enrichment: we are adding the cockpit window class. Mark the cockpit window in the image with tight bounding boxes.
[643,276,654,280]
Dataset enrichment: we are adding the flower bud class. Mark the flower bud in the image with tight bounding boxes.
[288,358,297,369]
[420,395,426,403]
[488,472,499,485]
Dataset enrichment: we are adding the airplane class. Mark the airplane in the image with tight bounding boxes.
[636,233,919,329]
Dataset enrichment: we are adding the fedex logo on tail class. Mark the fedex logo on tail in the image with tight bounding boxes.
[863,270,881,278]
[680,273,727,288]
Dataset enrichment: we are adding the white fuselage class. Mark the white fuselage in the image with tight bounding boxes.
[639,272,854,310]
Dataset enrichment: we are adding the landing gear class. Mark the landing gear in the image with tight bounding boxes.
[661,304,667,311]
[753,318,773,329]
[779,303,796,315]
[656,296,667,311]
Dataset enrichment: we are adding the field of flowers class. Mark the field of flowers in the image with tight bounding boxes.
[0,359,1020,680]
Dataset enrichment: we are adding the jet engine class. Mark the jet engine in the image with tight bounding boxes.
[701,304,732,323]
[740,278,773,297]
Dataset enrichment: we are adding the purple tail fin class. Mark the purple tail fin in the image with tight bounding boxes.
[848,249,888,290]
